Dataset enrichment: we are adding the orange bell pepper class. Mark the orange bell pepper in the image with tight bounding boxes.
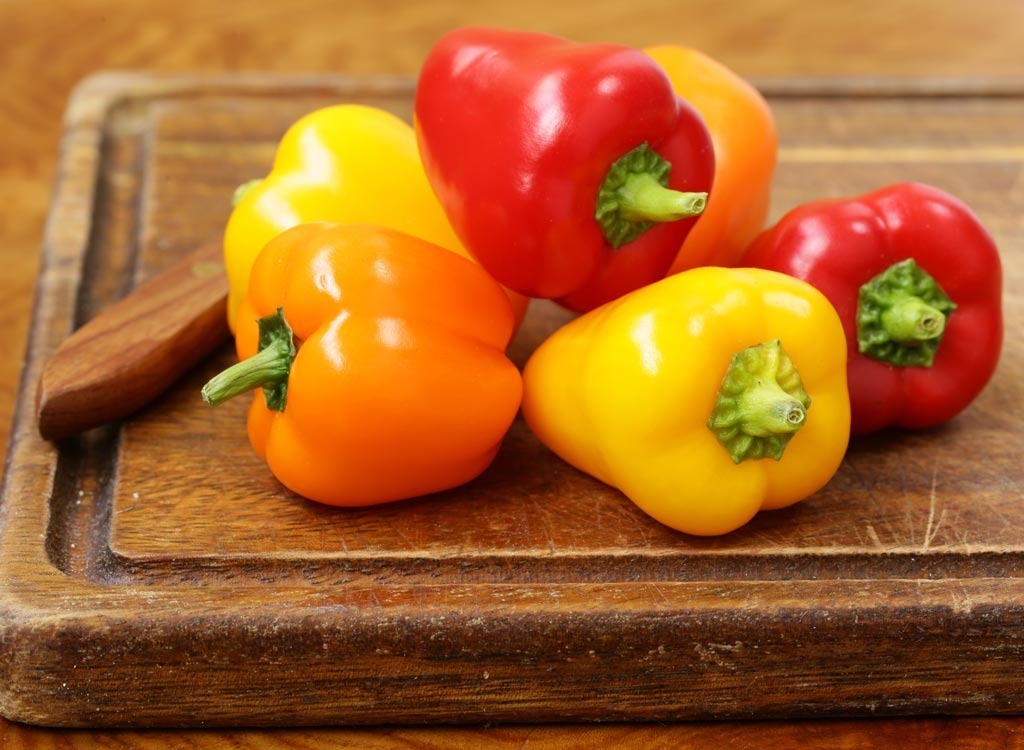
[202,222,523,506]
[644,46,778,272]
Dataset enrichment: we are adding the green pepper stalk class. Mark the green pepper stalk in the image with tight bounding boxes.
[707,340,811,463]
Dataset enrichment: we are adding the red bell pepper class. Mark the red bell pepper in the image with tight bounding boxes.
[744,182,1003,435]
[414,27,715,310]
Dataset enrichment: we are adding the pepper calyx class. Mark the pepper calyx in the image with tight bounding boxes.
[595,142,707,249]
[857,258,956,367]
[201,307,296,411]
[707,340,811,464]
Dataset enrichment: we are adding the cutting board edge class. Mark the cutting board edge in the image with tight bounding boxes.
[3,576,1024,727]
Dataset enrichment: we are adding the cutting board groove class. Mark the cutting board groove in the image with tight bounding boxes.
[1,72,1023,728]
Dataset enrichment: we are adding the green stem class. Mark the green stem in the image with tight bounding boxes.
[707,340,811,464]
[879,297,947,343]
[736,383,807,437]
[595,143,708,249]
[857,258,956,367]
[616,172,707,223]
[201,308,295,411]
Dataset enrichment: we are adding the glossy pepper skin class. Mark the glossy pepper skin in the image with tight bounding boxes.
[223,104,527,330]
[744,182,1003,435]
[203,223,522,507]
[522,267,850,536]
[414,27,715,311]
[643,45,778,273]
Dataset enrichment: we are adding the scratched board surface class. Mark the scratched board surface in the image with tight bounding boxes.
[0,74,1022,728]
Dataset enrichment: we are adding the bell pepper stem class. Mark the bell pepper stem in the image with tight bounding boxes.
[201,308,296,411]
[879,297,946,343]
[857,258,956,367]
[737,383,807,437]
[707,340,811,463]
[617,172,707,223]
[596,142,707,249]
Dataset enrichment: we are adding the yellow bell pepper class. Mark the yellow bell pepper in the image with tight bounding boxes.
[223,104,527,330]
[522,267,851,536]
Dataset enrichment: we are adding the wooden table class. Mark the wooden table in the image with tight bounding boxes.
[2,0,1023,746]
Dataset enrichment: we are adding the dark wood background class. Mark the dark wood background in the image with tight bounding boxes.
[3,0,1024,747]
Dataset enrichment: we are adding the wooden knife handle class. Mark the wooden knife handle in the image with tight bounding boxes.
[36,238,231,441]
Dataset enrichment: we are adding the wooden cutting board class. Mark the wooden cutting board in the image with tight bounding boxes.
[1,72,1023,728]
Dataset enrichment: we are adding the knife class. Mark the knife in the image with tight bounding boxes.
[36,238,231,441]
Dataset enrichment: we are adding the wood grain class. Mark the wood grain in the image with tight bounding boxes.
[1,72,1023,731]
[3,0,1024,746]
